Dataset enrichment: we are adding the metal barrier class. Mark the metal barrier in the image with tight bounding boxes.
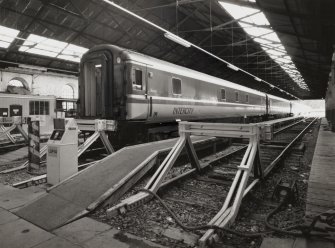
[258,116,304,141]
[107,121,262,239]
[0,116,28,143]
[77,119,115,156]
[27,119,41,172]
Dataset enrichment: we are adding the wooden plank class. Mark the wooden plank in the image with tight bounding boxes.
[307,120,335,217]
[260,238,294,248]
[307,192,335,202]
[308,182,335,190]
[306,196,335,205]
[306,204,332,214]
[293,238,335,248]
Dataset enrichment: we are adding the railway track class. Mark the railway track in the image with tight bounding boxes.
[92,118,319,247]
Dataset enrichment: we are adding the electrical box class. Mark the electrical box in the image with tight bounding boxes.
[47,118,78,185]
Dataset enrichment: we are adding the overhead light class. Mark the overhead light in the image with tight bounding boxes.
[102,1,302,100]
[254,77,262,82]
[227,63,239,71]
[18,64,47,71]
[164,32,191,48]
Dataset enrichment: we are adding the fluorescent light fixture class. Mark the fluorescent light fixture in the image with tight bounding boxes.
[164,32,191,48]
[101,0,301,100]
[18,64,47,71]
[254,77,262,82]
[227,63,239,71]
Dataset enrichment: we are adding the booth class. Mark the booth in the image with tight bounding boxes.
[47,118,78,185]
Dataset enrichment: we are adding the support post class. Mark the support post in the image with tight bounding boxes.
[27,119,41,173]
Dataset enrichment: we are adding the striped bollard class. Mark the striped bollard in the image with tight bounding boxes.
[28,119,41,173]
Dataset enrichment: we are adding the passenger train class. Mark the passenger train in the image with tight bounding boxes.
[79,45,304,146]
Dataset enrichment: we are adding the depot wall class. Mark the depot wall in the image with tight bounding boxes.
[0,68,78,98]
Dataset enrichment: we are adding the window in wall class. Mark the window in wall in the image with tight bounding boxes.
[62,101,74,110]
[29,101,50,115]
[61,84,75,99]
[220,88,226,100]
[245,94,249,103]
[235,91,239,102]
[8,79,25,88]
[132,68,143,90]
[172,78,182,95]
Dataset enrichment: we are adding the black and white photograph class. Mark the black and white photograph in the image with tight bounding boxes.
[0,0,333,247]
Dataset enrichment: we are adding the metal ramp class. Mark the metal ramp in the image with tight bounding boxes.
[15,136,211,231]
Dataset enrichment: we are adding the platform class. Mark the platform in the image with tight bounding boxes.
[260,237,334,248]
[0,183,165,248]
[15,136,210,231]
[306,118,335,217]
[0,146,27,166]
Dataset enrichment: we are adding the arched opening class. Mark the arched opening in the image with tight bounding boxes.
[7,77,30,94]
[61,84,75,99]
[60,84,76,116]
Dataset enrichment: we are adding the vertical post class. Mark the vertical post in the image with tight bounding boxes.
[331,49,335,131]
[184,123,201,171]
[28,119,41,173]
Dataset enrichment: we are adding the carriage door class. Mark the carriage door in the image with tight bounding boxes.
[80,49,114,119]
[82,57,108,118]
[10,105,22,117]
[146,66,153,119]
[265,95,269,115]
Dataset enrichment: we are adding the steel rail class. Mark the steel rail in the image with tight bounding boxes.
[264,117,318,177]
[273,118,306,135]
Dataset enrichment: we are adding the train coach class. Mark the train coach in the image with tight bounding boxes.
[0,93,77,134]
[79,45,296,145]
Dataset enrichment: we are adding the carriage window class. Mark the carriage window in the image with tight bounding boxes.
[132,68,143,90]
[29,101,50,115]
[220,89,226,100]
[172,78,181,95]
[245,94,249,103]
[235,91,239,102]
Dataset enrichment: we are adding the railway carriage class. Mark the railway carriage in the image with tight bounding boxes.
[0,93,56,134]
[79,45,293,145]
[0,93,78,135]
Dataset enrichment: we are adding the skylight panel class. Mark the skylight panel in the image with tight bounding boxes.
[220,3,259,20]
[0,25,20,48]
[219,1,309,91]
[0,41,10,48]
[18,33,88,63]
[276,57,291,64]
[57,44,89,63]
[262,32,281,42]
[57,55,80,63]
[19,34,68,55]
[248,12,270,26]
[245,27,271,37]
[267,49,286,57]
[253,38,273,44]
[25,48,58,57]
[61,44,88,57]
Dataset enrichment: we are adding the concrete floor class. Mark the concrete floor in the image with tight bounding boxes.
[0,183,165,248]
